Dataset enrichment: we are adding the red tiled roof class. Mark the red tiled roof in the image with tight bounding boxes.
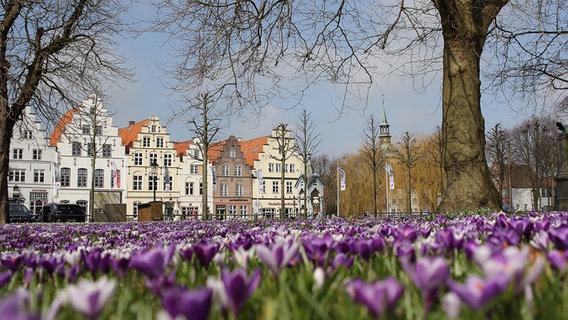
[240,136,268,168]
[49,108,79,147]
[173,140,192,157]
[207,141,225,163]
[117,119,150,153]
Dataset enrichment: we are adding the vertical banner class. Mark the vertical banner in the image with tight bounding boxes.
[110,161,119,188]
[163,164,171,190]
[212,165,217,192]
[53,158,61,188]
[338,166,346,191]
[257,169,265,194]
[386,164,395,189]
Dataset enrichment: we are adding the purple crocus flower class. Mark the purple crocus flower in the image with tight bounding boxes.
[0,253,23,272]
[0,271,11,289]
[193,242,220,268]
[208,268,261,318]
[547,250,568,271]
[65,276,117,320]
[405,256,450,309]
[548,225,568,250]
[448,275,507,310]
[130,248,168,279]
[256,241,299,276]
[0,288,39,320]
[160,286,212,320]
[346,277,404,318]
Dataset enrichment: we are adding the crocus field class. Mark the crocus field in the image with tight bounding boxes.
[2,212,568,319]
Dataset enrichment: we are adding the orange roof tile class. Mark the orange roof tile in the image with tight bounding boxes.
[207,141,225,164]
[239,136,269,167]
[117,119,150,153]
[173,140,192,157]
[49,108,79,147]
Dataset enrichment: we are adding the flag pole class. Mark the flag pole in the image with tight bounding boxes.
[386,166,389,214]
[336,166,340,217]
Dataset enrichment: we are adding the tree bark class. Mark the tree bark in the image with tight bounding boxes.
[434,0,506,212]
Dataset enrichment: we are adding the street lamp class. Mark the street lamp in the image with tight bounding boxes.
[150,159,158,202]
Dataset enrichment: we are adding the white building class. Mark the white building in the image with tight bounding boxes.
[175,138,214,219]
[49,95,127,220]
[8,106,58,214]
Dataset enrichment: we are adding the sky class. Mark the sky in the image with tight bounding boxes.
[108,9,545,158]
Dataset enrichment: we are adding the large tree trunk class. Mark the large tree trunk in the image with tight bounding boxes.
[0,116,14,223]
[435,0,506,213]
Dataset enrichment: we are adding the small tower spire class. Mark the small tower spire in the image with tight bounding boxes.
[379,94,391,145]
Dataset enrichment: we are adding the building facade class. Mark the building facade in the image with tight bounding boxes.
[209,136,254,219]
[50,95,127,220]
[8,106,58,214]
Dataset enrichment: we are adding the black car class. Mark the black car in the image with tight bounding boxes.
[8,203,37,223]
[41,203,86,223]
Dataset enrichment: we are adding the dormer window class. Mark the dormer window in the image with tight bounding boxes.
[229,149,236,158]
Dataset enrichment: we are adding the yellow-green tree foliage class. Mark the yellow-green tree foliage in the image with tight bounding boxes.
[339,132,442,215]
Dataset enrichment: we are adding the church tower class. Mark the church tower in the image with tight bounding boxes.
[379,97,392,145]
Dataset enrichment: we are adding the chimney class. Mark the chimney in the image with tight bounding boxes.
[129,121,135,127]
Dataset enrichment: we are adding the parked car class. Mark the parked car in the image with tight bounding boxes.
[8,203,37,223]
[41,203,86,223]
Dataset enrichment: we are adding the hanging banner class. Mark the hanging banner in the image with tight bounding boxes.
[386,164,395,189]
[257,169,265,194]
[338,166,346,191]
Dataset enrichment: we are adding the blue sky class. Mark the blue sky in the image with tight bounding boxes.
[108,11,540,158]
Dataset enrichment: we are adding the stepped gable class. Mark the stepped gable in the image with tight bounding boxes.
[117,119,150,153]
[239,136,268,168]
[49,108,79,147]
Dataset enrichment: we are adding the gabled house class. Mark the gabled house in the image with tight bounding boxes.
[50,95,127,221]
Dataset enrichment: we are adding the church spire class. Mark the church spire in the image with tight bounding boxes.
[379,94,391,145]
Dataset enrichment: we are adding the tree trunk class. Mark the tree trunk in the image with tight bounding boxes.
[435,0,505,213]
[407,169,412,214]
[281,157,286,219]
[0,115,14,223]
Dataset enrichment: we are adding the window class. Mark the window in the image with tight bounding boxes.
[199,182,203,195]
[143,137,151,147]
[229,149,236,158]
[33,169,45,183]
[194,149,200,159]
[72,142,82,156]
[289,164,295,173]
[286,181,293,193]
[234,165,242,176]
[276,163,282,172]
[185,182,194,195]
[164,154,172,167]
[151,125,157,132]
[95,169,104,188]
[240,206,248,218]
[236,184,244,196]
[95,126,103,135]
[134,153,142,165]
[222,164,230,176]
[77,168,88,188]
[220,184,228,196]
[190,164,199,174]
[60,168,71,187]
[87,143,95,156]
[82,125,90,135]
[272,181,279,193]
[228,205,237,219]
[261,181,266,194]
[102,144,112,158]
[156,137,164,148]
[133,175,143,190]
[149,153,157,166]
[32,149,42,160]
[8,169,25,182]
[12,149,23,159]
[133,201,141,217]
[23,130,32,139]
[149,176,157,191]
[164,175,172,191]
[269,163,275,172]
